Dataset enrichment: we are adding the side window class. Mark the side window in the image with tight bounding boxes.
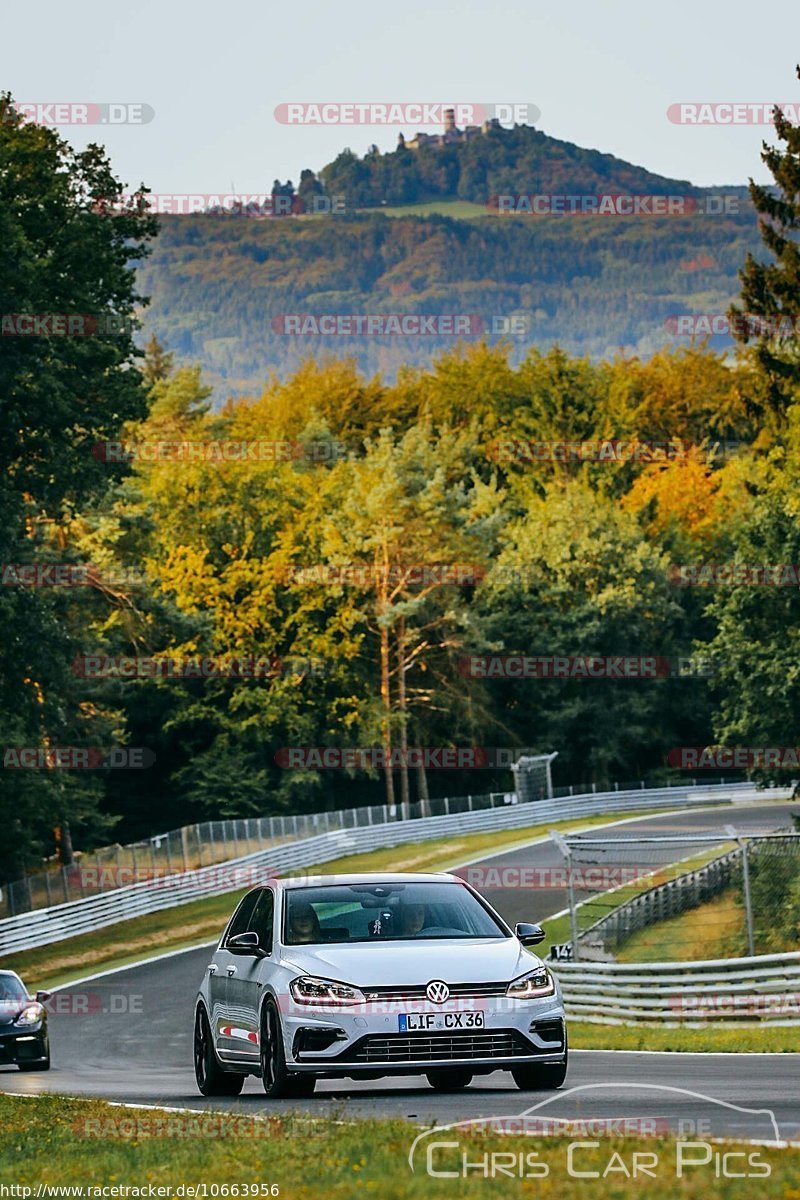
[250,889,274,954]
[223,890,261,945]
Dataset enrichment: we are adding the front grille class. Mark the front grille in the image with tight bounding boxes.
[362,982,508,1002]
[346,1029,531,1064]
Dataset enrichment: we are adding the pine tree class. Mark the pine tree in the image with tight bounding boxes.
[730,67,800,416]
[142,334,174,388]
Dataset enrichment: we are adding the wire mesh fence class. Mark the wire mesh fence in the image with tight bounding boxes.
[550,825,800,964]
[0,791,516,919]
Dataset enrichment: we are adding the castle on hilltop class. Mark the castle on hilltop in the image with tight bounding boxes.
[398,108,502,152]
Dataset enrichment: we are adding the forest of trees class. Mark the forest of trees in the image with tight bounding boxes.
[137,202,761,396]
[2,83,800,884]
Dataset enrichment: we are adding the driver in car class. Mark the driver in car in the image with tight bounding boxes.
[288,903,321,943]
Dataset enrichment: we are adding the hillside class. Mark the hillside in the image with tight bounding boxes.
[135,125,761,398]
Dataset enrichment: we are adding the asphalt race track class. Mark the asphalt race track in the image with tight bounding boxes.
[2,801,799,1141]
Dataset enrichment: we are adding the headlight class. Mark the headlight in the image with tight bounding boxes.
[289,976,365,1006]
[14,1004,44,1027]
[506,969,556,1000]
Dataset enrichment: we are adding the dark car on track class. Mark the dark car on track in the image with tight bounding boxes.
[0,969,51,1070]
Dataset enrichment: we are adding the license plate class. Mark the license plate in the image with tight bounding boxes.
[399,1011,485,1032]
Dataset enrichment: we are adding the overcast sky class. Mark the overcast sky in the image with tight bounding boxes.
[3,0,799,194]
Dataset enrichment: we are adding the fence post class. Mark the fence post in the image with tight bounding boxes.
[741,840,755,957]
[550,830,579,962]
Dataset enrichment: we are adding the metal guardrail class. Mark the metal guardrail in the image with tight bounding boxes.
[580,847,741,951]
[555,951,800,1024]
[0,781,785,955]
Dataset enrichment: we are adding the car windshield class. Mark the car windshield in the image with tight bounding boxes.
[0,975,27,1015]
[283,882,507,944]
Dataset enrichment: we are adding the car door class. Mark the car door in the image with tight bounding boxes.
[210,889,261,1063]
[225,888,275,1067]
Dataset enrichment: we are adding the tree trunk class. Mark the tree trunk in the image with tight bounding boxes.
[379,615,395,811]
[416,760,430,817]
[57,820,74,867]
[397,617,410,819]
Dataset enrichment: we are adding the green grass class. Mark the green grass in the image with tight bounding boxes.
[568,1023,800,1052]
[0,1094,797,1200]
[615,890,746,963]
[3,810,660,989]
[362,199,491,219]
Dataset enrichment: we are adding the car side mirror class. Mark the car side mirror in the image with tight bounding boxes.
[35,990,52,1003]
[515,922,545,946]
[227,931,266,956]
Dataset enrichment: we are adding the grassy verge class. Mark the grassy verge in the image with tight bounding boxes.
[0,1094,796,1199]
[571,843,737,945]
[568,1022,800,1052]
[362,199,491,218]
[615,890,744,963]
[2,810,659,989]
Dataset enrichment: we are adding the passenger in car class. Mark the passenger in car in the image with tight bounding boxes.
[400,904,428,936]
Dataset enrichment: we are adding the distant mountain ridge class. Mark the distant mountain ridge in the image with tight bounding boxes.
[316,120,719,210]
[135,122,759,399]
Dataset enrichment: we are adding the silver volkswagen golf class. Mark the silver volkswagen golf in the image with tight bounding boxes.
[193,872,567,1098]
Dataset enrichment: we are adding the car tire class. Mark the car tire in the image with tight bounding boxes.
[512,1046,568,1091]
[19,1038,50,1071]
[426,1069,473,1091]
[194,1005,244,1096]
[260,1000,316,1099]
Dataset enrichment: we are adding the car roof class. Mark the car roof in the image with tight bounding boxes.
[278,872,462,890]
[0,970,24,982]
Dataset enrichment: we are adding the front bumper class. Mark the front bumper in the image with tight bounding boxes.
[282,997,566,1078]
[0,1026,48,1066]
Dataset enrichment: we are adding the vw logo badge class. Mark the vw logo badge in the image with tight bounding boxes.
[426,980,450,1004]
